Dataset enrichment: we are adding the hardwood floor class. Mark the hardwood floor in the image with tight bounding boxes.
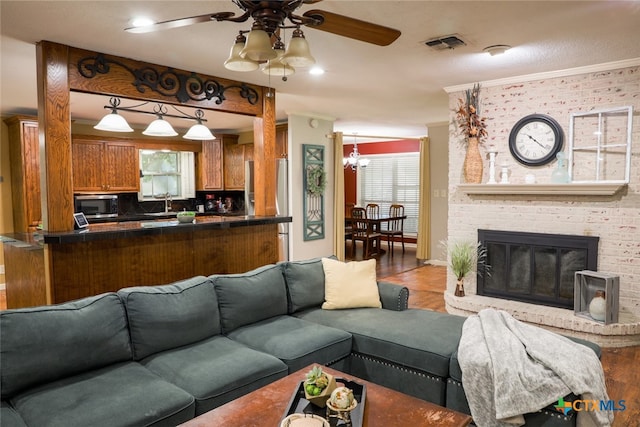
[1,246,637,425]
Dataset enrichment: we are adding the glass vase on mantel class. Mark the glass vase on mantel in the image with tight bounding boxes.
[463,137,483,184]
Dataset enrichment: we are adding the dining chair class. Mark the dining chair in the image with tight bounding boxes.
[381,204,405,256]
[350,207,381,259]
[365,203,380,219]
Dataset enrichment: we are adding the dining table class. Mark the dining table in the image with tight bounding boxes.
[345,214,407,256]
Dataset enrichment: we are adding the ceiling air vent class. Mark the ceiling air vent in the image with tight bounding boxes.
[424,35,466,51]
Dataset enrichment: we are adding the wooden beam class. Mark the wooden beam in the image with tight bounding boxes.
[253,89,277,216]
[36,41,73,232]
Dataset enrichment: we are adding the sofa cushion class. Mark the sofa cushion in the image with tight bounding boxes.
[10,361,195,427]
[141,335,288,415]
[1,401,27,427]
[321,258,381,310]
[280,256,335,313]
[118,276,220,360]
[211,264,288,333]
[226,315,353,372]
[0,293,131,400]
[295,308,465,378]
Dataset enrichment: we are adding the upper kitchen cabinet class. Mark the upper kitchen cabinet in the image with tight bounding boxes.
[72,137,139,193]
[223,135,252,190]
[4,116,41,232]
[196,138,223,191]
[276,124,288,158]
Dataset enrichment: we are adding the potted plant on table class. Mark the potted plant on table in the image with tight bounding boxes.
[444,240,489,297]
[304,365,337,408]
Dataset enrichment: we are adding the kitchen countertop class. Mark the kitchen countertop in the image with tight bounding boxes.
[1,215,291,245]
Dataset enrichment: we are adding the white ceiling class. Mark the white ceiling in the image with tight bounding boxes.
[2,1,640,138]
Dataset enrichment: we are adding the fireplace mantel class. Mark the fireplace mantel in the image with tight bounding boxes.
[458,183,626,196]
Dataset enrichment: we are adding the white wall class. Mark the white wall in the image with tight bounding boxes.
[447,63,640,319]
[288,114,335,261]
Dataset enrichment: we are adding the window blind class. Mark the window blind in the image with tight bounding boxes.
[357,152,420,235]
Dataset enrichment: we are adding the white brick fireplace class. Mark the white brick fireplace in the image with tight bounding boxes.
[444,61,640,347]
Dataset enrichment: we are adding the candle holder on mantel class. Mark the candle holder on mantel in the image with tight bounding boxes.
[574,270,619,325]
[486,145,498,184]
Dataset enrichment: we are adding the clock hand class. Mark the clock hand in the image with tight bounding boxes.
[524,133,546,148]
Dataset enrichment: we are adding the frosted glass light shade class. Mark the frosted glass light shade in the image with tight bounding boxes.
[282,29,315,67]
[143,118,178,137]
[240,27,277,61]
[262,59,295,77]
[94,112,134,132]
[183,123,215,140]
[224,39,259,72]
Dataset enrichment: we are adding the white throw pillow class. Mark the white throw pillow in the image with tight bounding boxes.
[321,258,382,310]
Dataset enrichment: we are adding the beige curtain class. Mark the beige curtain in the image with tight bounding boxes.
[416,136,431,260]
[332,132,346,260]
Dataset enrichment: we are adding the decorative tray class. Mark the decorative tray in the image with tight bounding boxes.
[281,378,366,427]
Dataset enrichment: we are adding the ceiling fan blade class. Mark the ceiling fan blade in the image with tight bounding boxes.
[302,10,401,46]
[125,12,236,34]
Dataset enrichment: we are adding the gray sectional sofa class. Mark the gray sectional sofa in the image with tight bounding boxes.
[1,257,600,427]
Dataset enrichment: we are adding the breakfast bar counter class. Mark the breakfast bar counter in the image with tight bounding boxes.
[2,216,291,309]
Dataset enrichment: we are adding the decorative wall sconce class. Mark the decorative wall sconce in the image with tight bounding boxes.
[94,97,215,140]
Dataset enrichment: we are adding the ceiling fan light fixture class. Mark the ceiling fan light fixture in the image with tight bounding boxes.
[94,111,134,132]
[262,59,296,77]
[282,27,315,67]
[224,33,259,71]
[240,23,278,62]
[143,117,178,137]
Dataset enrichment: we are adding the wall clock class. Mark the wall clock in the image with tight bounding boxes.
[508,114,564,166]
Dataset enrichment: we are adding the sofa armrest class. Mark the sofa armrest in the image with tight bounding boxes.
[377,281,409,311]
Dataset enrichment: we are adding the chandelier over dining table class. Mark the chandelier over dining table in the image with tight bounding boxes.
[343,134,370,171]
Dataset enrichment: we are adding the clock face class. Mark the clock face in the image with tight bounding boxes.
[509,114,564,166]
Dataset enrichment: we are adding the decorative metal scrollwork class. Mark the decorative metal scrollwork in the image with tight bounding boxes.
[78,54,259,105]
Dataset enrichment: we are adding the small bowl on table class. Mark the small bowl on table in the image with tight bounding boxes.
[176,211,196,223]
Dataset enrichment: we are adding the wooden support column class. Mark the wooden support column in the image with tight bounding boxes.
[36,41,73,232]
[253,88,277,216]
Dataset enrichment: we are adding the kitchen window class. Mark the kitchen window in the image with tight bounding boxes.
[138,150,195,201]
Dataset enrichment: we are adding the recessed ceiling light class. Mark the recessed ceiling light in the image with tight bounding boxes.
[309,67,325,76]
[131,17,155,28]
[483,45,511,56]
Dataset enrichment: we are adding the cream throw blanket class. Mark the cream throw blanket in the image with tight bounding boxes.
[458,309,613,427]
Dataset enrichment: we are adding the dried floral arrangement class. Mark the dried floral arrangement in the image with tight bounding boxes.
[454,83,488,141]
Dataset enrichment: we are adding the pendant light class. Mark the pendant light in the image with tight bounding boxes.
[94,98,134,132]
[183,110,216,140]
[143,117,178,137]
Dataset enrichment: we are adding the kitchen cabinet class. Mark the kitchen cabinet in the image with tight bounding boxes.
[276,124,288,158]
[4,116,41,232]
[196,138,223,191]
[223,135,247,190]
[72,138,139,192]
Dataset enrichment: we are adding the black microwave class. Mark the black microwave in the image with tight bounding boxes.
[74,195,119,219]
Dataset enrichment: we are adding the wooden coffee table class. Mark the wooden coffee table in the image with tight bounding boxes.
[179,365,472,426]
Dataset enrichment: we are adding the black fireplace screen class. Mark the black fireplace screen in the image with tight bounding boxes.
[477,230,598,309]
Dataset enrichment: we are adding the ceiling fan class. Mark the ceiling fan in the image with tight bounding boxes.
[125,0,401,47]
